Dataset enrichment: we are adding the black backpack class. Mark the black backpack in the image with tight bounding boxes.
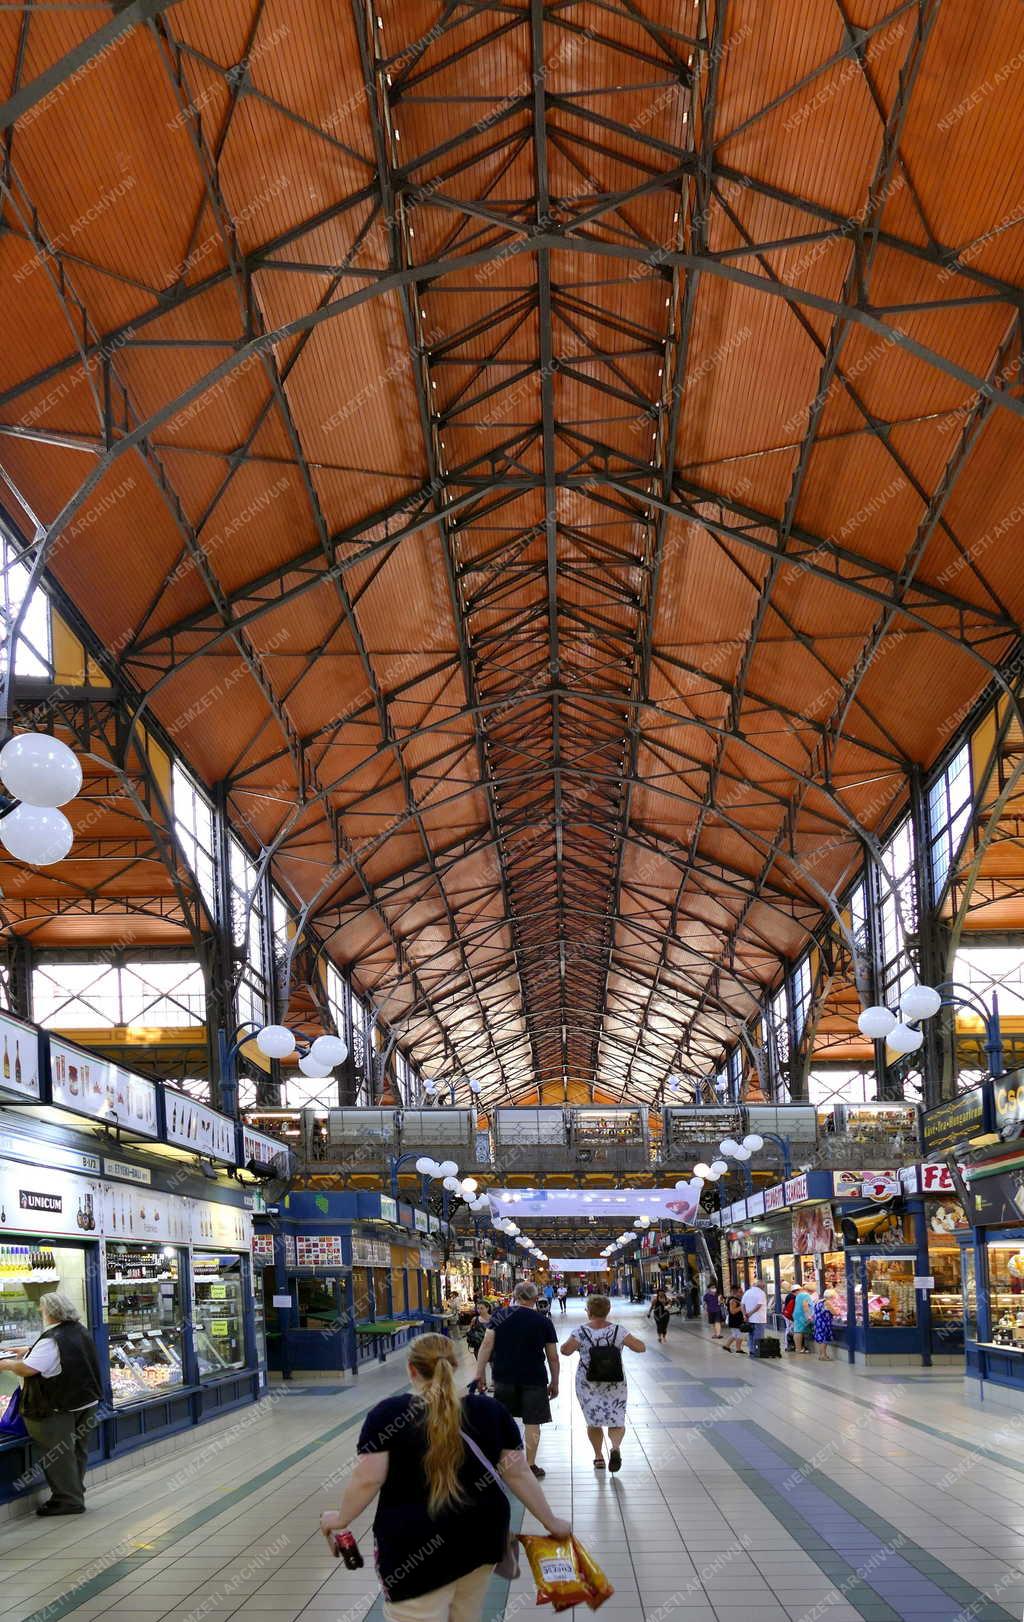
[582,1326,624,1383]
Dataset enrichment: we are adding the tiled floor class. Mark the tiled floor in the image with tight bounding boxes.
[4,1305,1024,1621]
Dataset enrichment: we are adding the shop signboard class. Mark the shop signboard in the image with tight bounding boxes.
[419,1248,436,1270]
[252,1232,274,1266]
[993,1073,1024,1141]
[920,1086,987,1155]
[745,1192,765,1218]
[764,1184,786,1212]
[833,1169,899,1201]
[784,1174,809,1204]
[49,1039,158,1138]
[165,1090,237,1164]
[414,1209,429,1233]
[0,1013,41,1101]
[103,1158,151,1185]
[792,1203,836,1254]
[379,1195,398,1223]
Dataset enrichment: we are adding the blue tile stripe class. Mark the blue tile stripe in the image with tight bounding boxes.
[715,1420,1016,1622]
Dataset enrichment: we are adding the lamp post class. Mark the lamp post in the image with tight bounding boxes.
[857,981,1005,1081]
[218,1022,349,1119]
[758,1131,792,1179]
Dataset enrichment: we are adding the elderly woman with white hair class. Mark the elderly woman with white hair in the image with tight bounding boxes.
[0,1290,103,1515]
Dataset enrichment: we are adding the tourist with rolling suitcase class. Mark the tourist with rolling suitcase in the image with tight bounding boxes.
[739,1276,768,1356]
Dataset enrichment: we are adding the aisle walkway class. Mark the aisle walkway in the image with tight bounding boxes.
[3,1305,1024,1622]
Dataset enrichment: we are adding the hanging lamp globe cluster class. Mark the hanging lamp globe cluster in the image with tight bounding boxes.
[856,983,943,1053]
[417,1157,489,1209]
[0,733,82,866]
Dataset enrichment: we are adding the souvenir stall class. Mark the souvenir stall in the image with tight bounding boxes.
[253,1189,445,1378]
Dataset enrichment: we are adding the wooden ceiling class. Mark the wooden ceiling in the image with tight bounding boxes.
[2,0,1024,1102]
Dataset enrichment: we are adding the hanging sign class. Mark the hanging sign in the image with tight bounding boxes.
[242,1126,290,1173]
[49,1039,158,1138]
[920,1087,986,1155]
[0,1013,41,1101]
[190,1198,251,1249]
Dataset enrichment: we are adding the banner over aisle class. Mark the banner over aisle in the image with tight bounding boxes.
[489,1187,702,1222]
[549,1258,607,1272]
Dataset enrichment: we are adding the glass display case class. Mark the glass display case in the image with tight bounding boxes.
[0,1241,90,1397]
[865,1257,917,1326]
[822,1252,847,1323]
[573,1109,643,1146]
[983,1240,1024,1347]
[927,1237,964,1340]
[193,1252,246,1377]
[962,1247,978,1343]
[106,1242,184,1405]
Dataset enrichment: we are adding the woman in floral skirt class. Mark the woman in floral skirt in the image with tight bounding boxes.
[812,1292,834,1361]
[561,1295,646,1472]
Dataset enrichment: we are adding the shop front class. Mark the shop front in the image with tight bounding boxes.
[0,1120,259,1503]
[957,1148,1024,1398]
[255,1190,445,1378]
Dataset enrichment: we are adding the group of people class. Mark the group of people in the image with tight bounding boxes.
[702,1274,835,1359]
[320,1282,645,1620]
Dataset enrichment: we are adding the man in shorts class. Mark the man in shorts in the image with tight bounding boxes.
[474,1281,559,1477]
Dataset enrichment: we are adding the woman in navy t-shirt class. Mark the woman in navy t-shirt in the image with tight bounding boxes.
[320,1333,570,1620]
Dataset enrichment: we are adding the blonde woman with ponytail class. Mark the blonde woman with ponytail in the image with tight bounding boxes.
[320,1333,570,1621]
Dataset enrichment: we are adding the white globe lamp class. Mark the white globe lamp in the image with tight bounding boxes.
[461,1177,478,1194]
[255,1024,295,1060]
[743,1134,764,1152]
[710,1160,729,1176]
[733,1145,752,1161]
[900,984,943,1023]
[415,1156,435,1175]
[0,733,82,807]
[719,1139,739,1156]
[442,1176,460,1192]
[0,805,73,866]
[693,1162,712,1180]
[298,1052,331,1078]
[309,1034,348,1068]
[857,1005,897,1040]
[887,1022,924,1055]
[438,1160,459,1178]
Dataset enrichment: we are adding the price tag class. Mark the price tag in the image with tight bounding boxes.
[914,1276,935,1290]
[272,1294,292,1307]
[209,1284,227,1299]
[210,1319,229,1336]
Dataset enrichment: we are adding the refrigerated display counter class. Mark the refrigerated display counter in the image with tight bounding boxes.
[105,1243,185,1405]
[193,1252,247,1376]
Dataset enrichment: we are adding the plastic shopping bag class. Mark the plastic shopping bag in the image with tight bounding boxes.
[519,1534,615,1611]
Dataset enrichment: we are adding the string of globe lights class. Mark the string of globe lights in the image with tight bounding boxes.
[0,734,83,864]
[490,1210,549,1265]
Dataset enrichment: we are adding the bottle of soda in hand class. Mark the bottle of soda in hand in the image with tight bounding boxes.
[332,1531,364,1569]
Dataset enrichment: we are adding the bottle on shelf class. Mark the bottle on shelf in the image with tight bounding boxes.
[2,1037,8,1081]
[14,1043,21,1086]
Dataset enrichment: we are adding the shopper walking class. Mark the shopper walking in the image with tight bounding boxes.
[740,1275,768,1356]
[320,1333,570,1621]
[473,1281,559,1477]
[813,1293,835,1361]
[0,1291,102,1515]
[465,1300,492,1357]
[561,1294,645,1472]
[543,1281,555,1308]
[557,1285,568,1315]
[703,1282,724,1340]
[647,1288,672,1344]
[781,1288,797,1351]
[722,1294,746,1352]
[792,1284,815,1353]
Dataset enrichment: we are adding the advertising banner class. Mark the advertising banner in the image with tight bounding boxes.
[792,1203,836,1254]
[968,1167,1024,1227]
[548,1258,607,1272]
[165,1090,236,1163]
[0,1013,41,1101]
[242,1126,290,1173]
[920,1086,986,1155]
[49,1039,158,1138]
[833,1169,899,1201]
[489,1187,705,1222]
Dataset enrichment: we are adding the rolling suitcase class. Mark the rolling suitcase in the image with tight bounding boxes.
[756,1335,782,1359]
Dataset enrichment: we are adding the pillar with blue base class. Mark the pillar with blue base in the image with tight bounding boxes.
[910,1197,933,1367]
[272,1230,292,1381]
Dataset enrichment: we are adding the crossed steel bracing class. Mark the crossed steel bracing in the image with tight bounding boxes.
[2,0,1024,1105]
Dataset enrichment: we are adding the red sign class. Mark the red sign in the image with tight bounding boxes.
[764,1184,786,1211]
